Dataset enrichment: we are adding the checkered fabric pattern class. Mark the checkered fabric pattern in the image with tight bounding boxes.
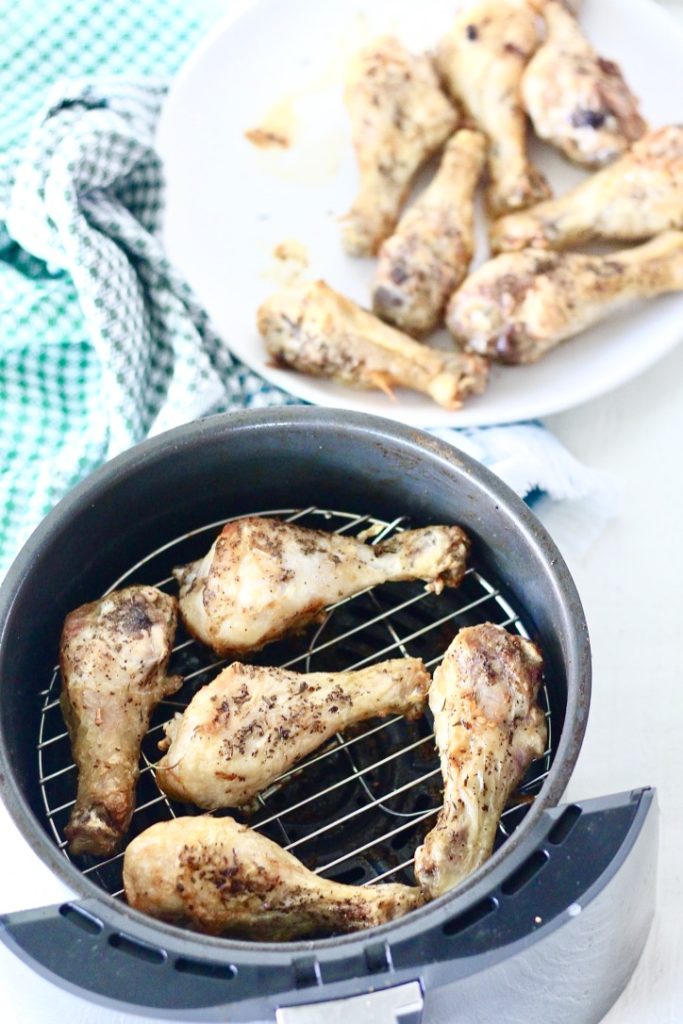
[1,0,618,576]
[0,0,297,574]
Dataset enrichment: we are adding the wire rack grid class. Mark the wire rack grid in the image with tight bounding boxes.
[36,507,553,905]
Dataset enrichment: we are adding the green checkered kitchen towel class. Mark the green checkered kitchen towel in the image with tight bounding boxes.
[0,0,615,576]
[0,0,296,575]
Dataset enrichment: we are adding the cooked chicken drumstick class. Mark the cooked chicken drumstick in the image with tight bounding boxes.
[414,624,547,898]
[343,36,459,257]
[491,125,683,252]
[258,280,489,409]
[447,230,683,363]
[174,516,470,656]
[372,129,487,335]
[435,0,550,216]
[156,658,430,808]
[124,815,424,939]
[522,0,646,167]
[60,586,181,856]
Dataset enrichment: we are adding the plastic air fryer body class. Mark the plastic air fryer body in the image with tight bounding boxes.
[0,410,658,1023]
[0,789,657,1023]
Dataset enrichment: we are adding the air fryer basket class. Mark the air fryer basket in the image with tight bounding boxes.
[0,408,656,1024]
[37,505,555,901]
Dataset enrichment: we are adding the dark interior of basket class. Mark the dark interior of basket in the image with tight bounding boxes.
[36,507,553,907]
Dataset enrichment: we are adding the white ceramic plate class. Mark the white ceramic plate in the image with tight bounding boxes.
[157,0,683,427]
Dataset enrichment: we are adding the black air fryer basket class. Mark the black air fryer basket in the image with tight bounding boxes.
[0,409,656,1024]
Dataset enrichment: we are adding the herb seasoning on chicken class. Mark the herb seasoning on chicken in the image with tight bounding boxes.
[435,0,550,216]
[343,36,459,257]
[491,125,683,252]
[258,280,489,409]
[174,515,470,656]
[124,815,424,940]
[521,0,646,168]
[60,586,181,856]
[155,658,430,808]
[448,231,683,363]
[373,129,486,335]
[414,623,547,897]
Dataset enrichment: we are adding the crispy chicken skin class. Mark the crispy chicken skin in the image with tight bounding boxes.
[448,230,683,363]
[60,586,181,856]
[372,130,487,335]
[491,125,683,252]
[522,1,646,167]
[123,815,424,939]
[343,36,459,257]
[258,280,489,409]
[435,0,550,217]
[414,624,547,898]
[156,659,430,808]
[174,516,470,656]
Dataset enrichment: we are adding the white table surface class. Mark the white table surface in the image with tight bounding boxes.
[3,1,683,1020]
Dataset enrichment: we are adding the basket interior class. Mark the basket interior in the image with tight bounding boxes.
[36,506,554,906]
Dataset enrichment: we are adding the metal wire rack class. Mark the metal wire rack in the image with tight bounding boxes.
[36,507,553,907]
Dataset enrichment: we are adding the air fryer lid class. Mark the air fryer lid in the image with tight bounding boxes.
[0,408,657,1023]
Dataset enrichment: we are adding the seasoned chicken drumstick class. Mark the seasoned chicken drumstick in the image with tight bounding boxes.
[343,36,459,256]
[124,815,424,939]
[447,230,683,363]
[491,125,683,252]
[373,129,486,335]
[60,586,181,856]
[258,280,489,409]
[414,624,547,898]
[522,0,646,167]
[175,515,470,656]
[156,658,429,808]
[435,0,550,216]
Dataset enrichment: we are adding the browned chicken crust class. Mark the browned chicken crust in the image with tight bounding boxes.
[123,815,424,939]
[522,0,646,167]
[258,280,489,409]
[447,230,683,363]
[414,624,547,897]
[491,125,683,252]
[60,586,181,856]
[343,36,459,256]
[174,515,470,656]
[436,0,550,216]
[373,129,487,335]
[155,658,430,809]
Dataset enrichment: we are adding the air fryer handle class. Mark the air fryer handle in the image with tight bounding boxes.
[0,789,658,1023]
[0,898,186,1005]
[0,898,424,1021]
[275,981,424,1024]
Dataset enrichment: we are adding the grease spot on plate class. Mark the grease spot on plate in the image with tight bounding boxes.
[262,239,310,285]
